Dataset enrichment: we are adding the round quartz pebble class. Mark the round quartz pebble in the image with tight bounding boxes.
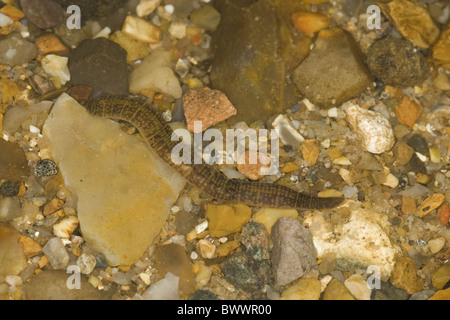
[345,104,395,154]
[76,253,97,274]
[34,159,58,177]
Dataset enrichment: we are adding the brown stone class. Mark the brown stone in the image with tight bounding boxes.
[0,4,25,21]
[0,224,27,276]
[393,141,414,166]
[428,288,450,300]
[390,256,424,294]
[395,96,423,128]
[418,193,445,218]
[431,23,450,70]
[236,151,271,181]
[291,12,330,36]
[182,87,237,133]
[302,139,320,165]
[19,235,42,258]
[401,196,416,215]
[436,203,450,226]
[70,86,93,103]
[43,198,64,216]
[35,34,69,56]
[431,265,450,290]
[323,279,356,300]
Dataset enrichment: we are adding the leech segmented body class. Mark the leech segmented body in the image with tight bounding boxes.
[86,96,344,209]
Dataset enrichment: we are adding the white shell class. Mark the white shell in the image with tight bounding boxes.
[346,104,394,154]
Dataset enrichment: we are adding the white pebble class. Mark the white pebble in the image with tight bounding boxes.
[41,54,71,86]
[0,12,13,27]
[5,275,22,287]
[53,216,79,239]
[328,107,338,118]
[76,253,97,274]
[345,103,394,154]
[195,220,208,234]
[164,4,175,14]
[427,237,445,254]
[382,173,399,188]
[344,274,371,300]
[190,251,199,260]
[139,272,151,285]
[342,185,358,198]
[142,272,179,300]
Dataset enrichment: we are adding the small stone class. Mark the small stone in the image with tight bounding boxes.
[271,217,317,286]
[428,288,450,300]
[371,280,409,300]
[42,237,69,270]
[333,156,352,166]
[0,33,37,66]
[431,23,450,70]
[35,33,69,56]
[323,278,355,300]
[70,86,93,103]
[427,237,445,255]
[139,272,151,286]
[0,4,25,21]
[395,96,424,128]
[34,159,58,177]
[418,193,445,218]
[216,240,239,257]
[19,235,42,259]
[407,134,429,157]
[0,224,27,275]
[356,152,383,171]
[153,244,195,297]
[68,38,128,97]
[293,28,373,108]
[378,0,439,49]
[20,0,64,29]
[281,278,322,300]
[195,263,212,287]
[236,151,272,181]
[0,197,21,221]
[252,208,298,235]
[367,36,429,87]
[110,31,150,65]
[429,148,441,164]
[190,5,221,32]
[291,11,330,36]
[415,173,430,185]
[409,289,436,300]
[188,290,219,300]
[206,204,251,237]
[401,196,416,215]
[53,216,79,239]
[129,49,182,99]
[168,21,187,39]
[383,173,399,189]
[0,12,13,27]
[272,114,304,148]
[182,87,237,133]
[136,0,161,17]
[346,103,395,154]
[344,274,371,300]
[43,197,64,216]
[436,204,450,226]
[302,139,320,165]
[317,189,343,198]
[431,265,450,290]
[76,253,97,275]
[198,239,216,259]
[0,180,19,197]
[142,272,180,300]
[393,141,414,166]
[240,222,270,261]
[319,252,337,275]
[122,15,160,44]
[390,256,424,294]
[41,54,70,88]
[281,161,300,173]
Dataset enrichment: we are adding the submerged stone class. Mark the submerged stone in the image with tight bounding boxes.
[0,224,27,276]
[293,28,373,108]
[0,139,28,183]
[41,94,186,265]
[211,0,298,124]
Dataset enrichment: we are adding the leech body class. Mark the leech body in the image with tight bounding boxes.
[86,96,344,209]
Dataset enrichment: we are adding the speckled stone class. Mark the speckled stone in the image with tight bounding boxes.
[240,222,270,261]
[34,159,58,177]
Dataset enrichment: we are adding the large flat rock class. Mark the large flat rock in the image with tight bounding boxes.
[41,94,186,265]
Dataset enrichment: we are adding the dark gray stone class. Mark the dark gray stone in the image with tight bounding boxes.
[0,181,19,197]
[188,290,219,300]
[371,280,410,300]
[34,159,58,177]
[409,289,436,300]
[68,38,128,97]
[20,0,64,29]
[407,134,430,157]
[271,217,317,286]
[367,36,429,87]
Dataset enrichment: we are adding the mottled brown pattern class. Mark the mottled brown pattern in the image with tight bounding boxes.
[86,96,344,209]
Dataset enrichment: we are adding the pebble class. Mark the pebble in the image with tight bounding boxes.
[272,114,304,148]
[322,278,355,300]
[436,204,450,226]
[378,0,439,49]
[395,96,424,128]
[20,0,64,29]
[0,224,27,275]
[271,217,317,286]
[69,38,129,97]
[182,87,237,133]
[34,159,58,177]
[42,94,186,265]
[431,23,450,70]
[42,237,69,270]
[236,151,272,180]
[382,173,399,189]
[427,237,445,254]
[407,134,429,157]
[35,33,69,57]
[136,0,161,17]
[216,240,239,257]
[393,141,414,166]
[281,278,322,300]
[43,197,64,216]
[19,235,42,259]
[252,208,298,235]
[356,152,382,171]
[0,12,13,27]
[195,263,212,287]
[418,193,445,218]
[293,28,373,108]
[401,196,417,215]
[319,252,337,275]
[0,4,25,21]
[346,104,395,154]
[428,288,450,300]
[291,11,330,36]
[409,289,436,300]
[0,180,19,197]
[153,244,195,297]
[198,239,216,260]
[432,265,450,290]
[390,256,424,294]
[344,274,371,300]
[240,222,270,261]
[122,15,160,44]
[188,290,219,300]
[190,5,221,32]
[301,139,320,165]
[367,36,429,87]
[129,48,182,99]
[110,31,150,65]
[371,280,409,300]
[53,216,79,239]
[206,204,251,238]
[76,253,97,275]
[0,33,37,67]
[332,156,352,166]
[142,272,180,300]
[41,54,71,88]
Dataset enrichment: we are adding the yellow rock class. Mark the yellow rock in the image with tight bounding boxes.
[195,263,212,287]
[0,224,27,276]
[418,193,445,217]
[110,31,151,65]
[281,161,299,173]
[302,139,320,165]
[19,235,42,259]
[431,23,450,70]
[206,204,251,237]
[377,0,439,49]
[323,279,355,300]
[431,265,450,290]
[318,189,343,198]
[428,288,450,300]
[281,278,322,300]
[390,256,424,294]
[291,12,330,37]
[216,240,240,257]
[0,78,19,105]
[253,208,298,235]
[0,4,24,20]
